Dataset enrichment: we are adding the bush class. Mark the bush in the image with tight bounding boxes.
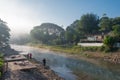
[0,53,4,78]
[103,36,117,51]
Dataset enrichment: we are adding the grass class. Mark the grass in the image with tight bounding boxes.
[28,43,104,57]
[49,45,102,54]
[27,43,120,60]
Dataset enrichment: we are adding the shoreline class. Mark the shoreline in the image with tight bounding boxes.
[9,44,120,80]
[27,44,120,65]
[3,55,64,80]
[29,58,64,80]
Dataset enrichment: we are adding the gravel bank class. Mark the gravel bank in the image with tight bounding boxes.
[3,59,64,80]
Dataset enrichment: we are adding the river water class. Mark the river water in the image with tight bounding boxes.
[11,45,120,80]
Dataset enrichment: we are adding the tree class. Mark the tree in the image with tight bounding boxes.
[103,35,116,51]
[0,19,10,51]
[99,15,112,33]
[112,17,120,26]
[65,20,80,44]
[103,21,120,52]
[110,24,120,42]
[30,23,65,45]
[78,13,99,35]
[112,25,120,37]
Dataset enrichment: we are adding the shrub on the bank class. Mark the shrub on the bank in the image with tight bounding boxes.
[103,35,117,52]
[79,46,100,52]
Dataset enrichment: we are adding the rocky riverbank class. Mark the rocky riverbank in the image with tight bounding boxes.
[103,53,120,64]
[3,58,64,80]
[79,52,120,64]
[31,59,64,80]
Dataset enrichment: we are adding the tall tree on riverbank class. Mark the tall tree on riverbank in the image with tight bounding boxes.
[78,13,99,35]
[30,23,65,45]
[112,17,120,26]
[65,20,80,44]
[0,19,10,51]
[111,24,120,42]
[99,14,112,33]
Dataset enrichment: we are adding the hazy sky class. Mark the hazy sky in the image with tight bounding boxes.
[0,0,120,34]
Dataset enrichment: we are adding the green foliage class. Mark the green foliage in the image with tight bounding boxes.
[65,26,80,44]
[0,53,3,67]
[29,13,120,52]
[65,13,99,45]
[0,61,3,67]
[50,45,102,55]
[112,24,120,37]
[0,72,1,78]
[0,19,10,51]
[79,13,99,35]
[99,45,105,51]
[99,16,112,32]
[79,46,100,52]
[30,23,65,45]
[112,17,120,25]
[0,53,3,78]
[103,36,116,51]
[100,16,120,52]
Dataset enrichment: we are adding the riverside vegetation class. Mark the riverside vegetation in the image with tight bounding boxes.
[0,53,4,79]
[11,13,120,52]
[28,43,120,64]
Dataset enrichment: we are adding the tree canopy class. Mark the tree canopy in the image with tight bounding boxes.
[29,13,120,47]
[110,24,120,42]
[103,35,116,51]
[30,23,65,45]
[99,15,112,32]
[78,13,99,35]
[112,17,120,25]
[0,19,10,51]
[112,25,120,37]
[65,20,82,44]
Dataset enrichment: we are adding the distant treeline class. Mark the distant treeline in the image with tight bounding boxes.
[7,13,120,52]
[30,13,120,47]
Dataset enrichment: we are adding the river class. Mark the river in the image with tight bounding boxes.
[11,45,120,80]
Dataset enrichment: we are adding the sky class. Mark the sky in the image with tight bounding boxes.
[0,0,120,35]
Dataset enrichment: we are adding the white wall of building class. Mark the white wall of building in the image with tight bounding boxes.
[78,43,103,46]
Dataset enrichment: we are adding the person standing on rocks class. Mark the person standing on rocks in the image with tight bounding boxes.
[43,58,46,66]
[29,53,32,59]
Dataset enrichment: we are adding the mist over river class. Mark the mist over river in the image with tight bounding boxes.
[11,45,120,80]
